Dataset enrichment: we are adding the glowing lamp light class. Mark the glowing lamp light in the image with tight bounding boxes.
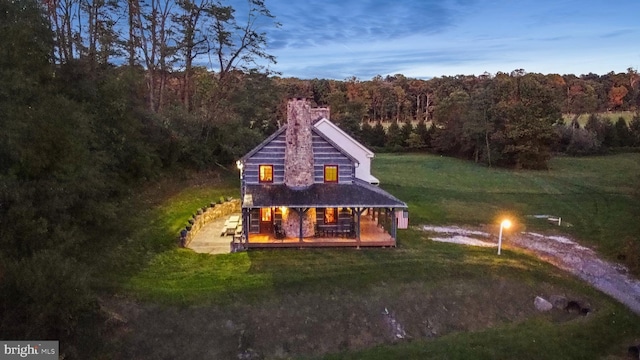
[236,160,244,179]
[497,219,512,255]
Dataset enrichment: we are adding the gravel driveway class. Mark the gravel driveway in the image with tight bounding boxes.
[423,225,640,315]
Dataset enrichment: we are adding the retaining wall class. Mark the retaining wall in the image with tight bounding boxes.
[182,198,241,247]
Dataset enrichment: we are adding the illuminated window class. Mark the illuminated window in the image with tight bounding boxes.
[261,208,272,221]
[324,165,338,183]
[324,208,337,224]
[259,165,273,183]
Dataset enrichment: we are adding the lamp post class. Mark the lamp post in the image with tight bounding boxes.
[497,219,511,255]
[235,160,243,179]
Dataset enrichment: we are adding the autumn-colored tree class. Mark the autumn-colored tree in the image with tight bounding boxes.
[609,85,629,110]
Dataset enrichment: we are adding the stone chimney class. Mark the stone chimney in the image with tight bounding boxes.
[282,98,317,238]
[284,98,314,189]
[310,106,330,121]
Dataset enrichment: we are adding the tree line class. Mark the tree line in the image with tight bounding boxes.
[33,0,640,170]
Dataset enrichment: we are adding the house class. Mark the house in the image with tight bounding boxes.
[314,117,380,185]
[235,98,408,249]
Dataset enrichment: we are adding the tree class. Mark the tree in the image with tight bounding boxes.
[360,121,374,147]
[400,120,413,147]
[566,79,598,117]
[414,119,431,150]
[615,117,632,147]
[385,121,403,150]
[370,121,386,148]
[431,90,470,156]
[465,85,495,165]
[609,85,629,111]
[495,74,561,169]
[630,113,640,146]
[133,0,177,112]
[174,0,213,111]
[43,0,76,63]
[0,2,109,354]
[210,0,280,80]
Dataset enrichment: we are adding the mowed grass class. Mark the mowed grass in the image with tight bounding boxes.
[109,154,640,359]
[562,111,636,126]
[376,153,640,258]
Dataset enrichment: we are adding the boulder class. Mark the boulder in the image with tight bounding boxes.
[534,296,553,312]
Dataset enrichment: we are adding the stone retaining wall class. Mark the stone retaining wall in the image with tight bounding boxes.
[182,199,241,247]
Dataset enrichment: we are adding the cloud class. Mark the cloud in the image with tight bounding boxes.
[266,0,470,51]
[229,0,640,79]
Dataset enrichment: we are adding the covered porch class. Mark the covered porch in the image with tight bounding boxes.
[244,211,395,248]
[237,179,408,250]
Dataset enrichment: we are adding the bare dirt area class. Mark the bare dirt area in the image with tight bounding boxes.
[423,225,640,315]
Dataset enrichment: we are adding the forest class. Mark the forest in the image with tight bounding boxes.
[1,0,640,357]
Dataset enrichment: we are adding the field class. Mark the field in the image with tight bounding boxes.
[562,111,636,126]
[99,154,640,359]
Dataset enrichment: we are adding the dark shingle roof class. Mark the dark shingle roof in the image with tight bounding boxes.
[243,179,407,208]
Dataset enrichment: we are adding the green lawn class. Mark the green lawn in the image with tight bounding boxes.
[562,111,636,126]
[103,154,640,359]
[376,153,640,259]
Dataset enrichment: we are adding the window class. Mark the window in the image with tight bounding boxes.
[259,165,273,183]
[324,165,338,183]
[324,208,337,224]
[261,208,272,221]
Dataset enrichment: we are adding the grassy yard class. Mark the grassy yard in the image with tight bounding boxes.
[376,153,640,260]
[562,111,636,126]
[101,154,640,359]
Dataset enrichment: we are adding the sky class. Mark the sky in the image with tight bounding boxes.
[231,0,640,80]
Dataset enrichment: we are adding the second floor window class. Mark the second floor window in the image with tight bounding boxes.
[259,165,273,182]
[324,165,338,183]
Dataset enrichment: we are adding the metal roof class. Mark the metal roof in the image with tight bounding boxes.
[242,179,407,209]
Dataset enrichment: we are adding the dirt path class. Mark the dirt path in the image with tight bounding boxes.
[422,225,640,315]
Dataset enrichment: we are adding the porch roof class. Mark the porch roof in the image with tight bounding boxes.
[242,179,407,209]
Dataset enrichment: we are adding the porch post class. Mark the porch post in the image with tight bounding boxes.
[355,207,365,247]
[243,208,250,244]
[297,208,309,243]
[391,208,397,240]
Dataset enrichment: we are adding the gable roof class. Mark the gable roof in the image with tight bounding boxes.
[314,118,374,158]
[239,124,359,165]
[242,179,407,209]
[239,125,287,162]
[311,126,359,165]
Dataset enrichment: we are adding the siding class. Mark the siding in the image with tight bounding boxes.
[312,133,354,184]
[243,131,355,185]
[244,132,286,185]
[249,208,260,233]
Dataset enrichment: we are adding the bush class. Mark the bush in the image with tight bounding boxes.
[0,251,102,358]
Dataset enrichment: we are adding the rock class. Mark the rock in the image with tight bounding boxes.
[534,296,553,312]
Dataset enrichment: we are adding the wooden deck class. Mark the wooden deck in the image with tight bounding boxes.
[244,215,395,249]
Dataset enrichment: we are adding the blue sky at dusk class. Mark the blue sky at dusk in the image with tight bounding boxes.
[232,0,640,80]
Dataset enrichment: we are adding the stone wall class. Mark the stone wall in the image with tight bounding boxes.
[310,106,330,121]
[182,199,241,247]
[282,208,316,238]
[284,98,314,188]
